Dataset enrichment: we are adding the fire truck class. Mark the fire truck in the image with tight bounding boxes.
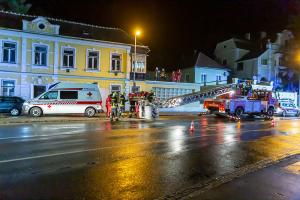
[204,81,278,117]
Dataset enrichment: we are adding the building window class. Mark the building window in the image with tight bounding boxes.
[279,57,284,66]
[60,91,78,99]
[34,45,47,66]
[201,74,207,85]
[33,85,46,98]
[87,50,99,70]
[131,86,140,92]
[261,59,268,65]
[111,53,121,72]
[222,59,227,65]
[62,48,75,68]
[185,74,190,82]
[38,23,46,30]
[2,42,16,63]
[110,85,121,93]
[132,61,145,72]
[1,80,15,96]
[237,62,244,71]
[216,75,222,85]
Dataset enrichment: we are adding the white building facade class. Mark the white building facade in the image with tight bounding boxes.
[214,30,295,85]
[182,52,230,86]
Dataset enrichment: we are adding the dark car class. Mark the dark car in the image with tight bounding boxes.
[0,96,25,116]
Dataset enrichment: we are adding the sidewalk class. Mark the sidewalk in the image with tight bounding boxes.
[188,154,300,200]
[0,114,106,124]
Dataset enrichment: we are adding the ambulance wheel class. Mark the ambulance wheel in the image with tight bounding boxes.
[30,107,42,117]
[85,107,96,117]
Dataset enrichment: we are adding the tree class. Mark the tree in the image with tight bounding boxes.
[0,0,31,14]
[288,0,300,41]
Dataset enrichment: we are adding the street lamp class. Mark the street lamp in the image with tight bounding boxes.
[133,29,141,93]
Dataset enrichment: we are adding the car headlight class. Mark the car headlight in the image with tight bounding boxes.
[276,107,283,112]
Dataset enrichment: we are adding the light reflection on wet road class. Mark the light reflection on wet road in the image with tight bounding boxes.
[1,116,300,199]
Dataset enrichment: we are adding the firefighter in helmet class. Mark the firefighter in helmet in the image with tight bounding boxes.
[147,90,155,103]
[110,92,119,121]
[129,93,136,118]
[119,92,127,117]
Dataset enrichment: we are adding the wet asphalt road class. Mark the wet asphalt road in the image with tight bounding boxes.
[1,115,300,200]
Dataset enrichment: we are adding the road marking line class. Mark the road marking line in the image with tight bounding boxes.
[0,141,165,164]
[0,127,283,164]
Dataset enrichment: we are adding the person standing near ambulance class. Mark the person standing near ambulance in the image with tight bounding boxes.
[105,94,112,118]
[119,92,127,117]
[110,92,119,121]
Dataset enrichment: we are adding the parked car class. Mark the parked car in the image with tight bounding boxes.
[276,101,300,117]
[0,96,25,116]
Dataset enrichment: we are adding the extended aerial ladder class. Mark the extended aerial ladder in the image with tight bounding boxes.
[157,84,236,108]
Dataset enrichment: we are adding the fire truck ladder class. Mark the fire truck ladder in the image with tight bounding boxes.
[157,84,236,108]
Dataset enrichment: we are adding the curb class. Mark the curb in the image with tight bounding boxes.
[157,150,300,200]
[0,117,104,125]
[0,115,159,125]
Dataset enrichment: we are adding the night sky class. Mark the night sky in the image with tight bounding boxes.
[27,0,294,70]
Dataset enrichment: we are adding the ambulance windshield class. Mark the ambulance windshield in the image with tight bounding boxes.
[40,91,58,100]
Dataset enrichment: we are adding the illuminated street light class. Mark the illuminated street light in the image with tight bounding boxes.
[133,29,141,93]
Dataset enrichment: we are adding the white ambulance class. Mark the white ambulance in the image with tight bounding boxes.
[23,82,103,117]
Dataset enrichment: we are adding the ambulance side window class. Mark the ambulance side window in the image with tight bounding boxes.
[40,91,58,100]
[60,91,78,99]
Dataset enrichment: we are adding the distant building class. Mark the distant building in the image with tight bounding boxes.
[214,30,297,91]
[182,52,230,86]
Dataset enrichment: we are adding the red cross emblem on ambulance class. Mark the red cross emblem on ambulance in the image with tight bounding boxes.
[87,92,93,97]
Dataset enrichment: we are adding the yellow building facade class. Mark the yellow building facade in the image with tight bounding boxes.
[0,11,201,111]
[0,11,148,100]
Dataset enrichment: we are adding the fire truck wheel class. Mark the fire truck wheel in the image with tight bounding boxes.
[30,107,42,117]
[235,107,244,117]
[85,107,96,117]
[267,107,274,117]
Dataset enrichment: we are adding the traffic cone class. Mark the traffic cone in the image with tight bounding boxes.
[271,118,275,127]
[189,120,195,132]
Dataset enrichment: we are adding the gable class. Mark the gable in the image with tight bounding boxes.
[23,17,60,35]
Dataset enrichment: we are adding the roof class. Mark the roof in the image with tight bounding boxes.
[237,49,266,62]
[233,38,258,50]
[195,52,229,70]
[0,10,149,53]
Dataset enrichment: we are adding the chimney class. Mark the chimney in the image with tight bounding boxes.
[245,33,251,40]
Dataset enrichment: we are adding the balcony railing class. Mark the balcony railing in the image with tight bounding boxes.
[130,72,146,81]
